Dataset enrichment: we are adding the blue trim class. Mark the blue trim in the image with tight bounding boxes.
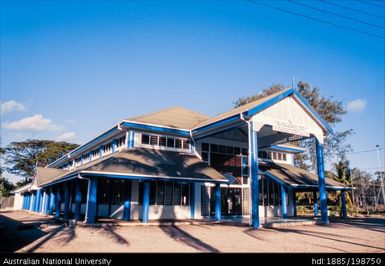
[49,187,55,215]
[250,122,260,229]
[263,145,305,154]
[142,181,150,223]
[293,90,334,134]
[244,89,295,117]
[341,191,347,218]
[127,131,135,148]
[316,139,329,224]
[193,121,245,141]
[214,183,221,221]
[74,181,82,221]
[192,114,240,136]
[85,179,98,224]
[281,185,288,219]
[122,121,190,137]
[55,187,61,218]
[190,183,195,219]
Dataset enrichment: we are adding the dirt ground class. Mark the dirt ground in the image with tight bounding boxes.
[0,210,384,253]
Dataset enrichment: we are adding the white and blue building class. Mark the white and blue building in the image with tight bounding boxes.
[13,88,349,228]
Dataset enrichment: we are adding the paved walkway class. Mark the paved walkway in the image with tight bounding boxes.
[0,210,384,253]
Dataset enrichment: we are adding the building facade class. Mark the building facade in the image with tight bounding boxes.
[13,88,349,228]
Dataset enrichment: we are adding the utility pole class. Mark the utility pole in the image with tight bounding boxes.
[376,145,385,206]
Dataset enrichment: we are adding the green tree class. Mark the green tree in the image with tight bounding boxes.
[234,82,353,169]
[4,139,79,182]
[0,177,15,197]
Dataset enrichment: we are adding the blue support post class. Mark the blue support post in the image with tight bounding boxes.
[142,181,150,223]
[214,183,221,221]
[281,185,288,219]
[63,183,70,219]
[43,189,50,214]
[316,138,329,224]
[85,178,98,224]
[190,183,196,219]
[49,187,55,215]
[341,190,347,218]
[55,186,62,218]
[22,195,26,210]
[37,189,43,213]
[74,181,82,221]
[249,122,260,228]
[30,192,35,211]
[123,182,131,221]
[127,131,135,148]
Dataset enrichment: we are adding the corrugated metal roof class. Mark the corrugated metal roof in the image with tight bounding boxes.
[259,161,347,190]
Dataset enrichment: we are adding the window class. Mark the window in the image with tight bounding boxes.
[211,144,218,153]
[201,143,209,152]
[117,136,126,147]
[218,145,226,154]
[159,137,166,147]
[175,139,182,149]
[141,133,190,151]
[92,149,100,159]
[272,152,277,160]
[150,135,158,146]
[141,134,150,144]
[182,140,189,150]
[283,153,287,161]
[139,181,190,206]
[242,148,248,156]
[226,146,234,155]
[156,182,165,205]
[202,152,209,162]
[267,152,272,160]
[234,147,240,155]
[278,153,282,160]
[165,182,173,205]
[103,143,112,153]
[167,138,175,148]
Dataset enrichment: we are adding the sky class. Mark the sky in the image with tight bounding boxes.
[1,0,384,184]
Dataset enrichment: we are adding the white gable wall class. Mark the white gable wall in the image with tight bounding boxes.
[252,95,325,143]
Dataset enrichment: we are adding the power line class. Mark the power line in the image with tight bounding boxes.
[319,0,385,19]
[356,0,385,8]
[346,148,385,155]
[246,0,385,39]
[287,0,385,29]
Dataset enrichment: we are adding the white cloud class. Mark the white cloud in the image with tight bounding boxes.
[56,132,77,142]
[347,99,367,113]
[1,100,27,115]
[2,114,60,131]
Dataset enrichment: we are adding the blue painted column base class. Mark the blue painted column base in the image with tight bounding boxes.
[142,181,150,223]
[281,185,288,219]
[85,178,98,224]
[316,138,329,224]
[214,183,221,221]
[74,181,82,221]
